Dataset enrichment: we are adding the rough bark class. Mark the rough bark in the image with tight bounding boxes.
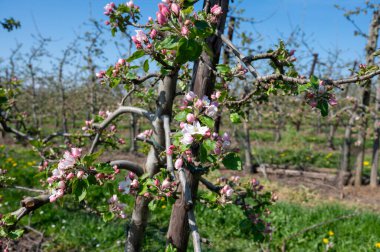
[167,1,229,251]
[125,72,178,252]
[338,112,356,187]
[354,10,379,187]
[371,75,380,187]
[243,115,255,174]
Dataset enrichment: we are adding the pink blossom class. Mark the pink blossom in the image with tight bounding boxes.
[135,30,148,43]
[58,151,76,170]
[110,125,117,132]
[71,148,82,158]
[148,16,153,22]
[118,58,126,66]
[128,172,135,180]
[180,122,186,129]
[104,2,115,15]
[58,181,66,189]
[167,148,173,155]
[210,4,222,16]
[154,178,160,187]
[96,70,105,79]
[215,91,221,98]
[161,178,171,189]
[174,158,183,169]
[205,104,218,117]
[66,172,75,180]
[47,177,54,184]
[185,91,196,101]
[214,147,221,155]
[158,3,170,17]
[156,11,167,25]
[126,1,134,8]
[150,29,158,39]
[171,3,180,16]
[195,99,203,109]
[181,133,194,145]
[162,0,170,4]
[181,26,189,36]
[85,120,93,127]
[77,170,85,179]
[186,113,195,123]
[118,138,126,144]
[105,20,110,26]
[131,179,139,188]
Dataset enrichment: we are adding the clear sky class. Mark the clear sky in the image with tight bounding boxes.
[0,0,373,73]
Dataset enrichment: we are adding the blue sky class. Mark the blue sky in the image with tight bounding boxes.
[0,0,373,73]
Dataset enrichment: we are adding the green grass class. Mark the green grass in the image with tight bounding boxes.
[1,143,380,251]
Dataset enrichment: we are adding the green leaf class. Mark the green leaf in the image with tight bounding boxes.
[156,36,179,50]
[199,115,214,128]
[127,50,145,62]
[176,38,202,64]
[102,212,115,222]
[9,229,24,239]
[297,82,311,94]
[317,100,329,117]
[199,144,208,163]
[230,113,241,124]
[174,111,188,122]
[143,59,149,72]
[72,179,88,202]
[222,153,242,170]
[203,139,216,152]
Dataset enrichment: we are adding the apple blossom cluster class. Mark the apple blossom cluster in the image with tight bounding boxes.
[103,1,141,28]
[96,58,130,85]
[305,80,337,109]
[108,194,127,219]
[47,148,83,202]
[214,176,275,236]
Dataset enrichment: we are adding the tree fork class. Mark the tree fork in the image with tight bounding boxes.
[166,0,229,251]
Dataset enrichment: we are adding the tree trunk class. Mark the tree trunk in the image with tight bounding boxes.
[243,116,255,174]
[327,121,338,150]
[167,1,229,251]
[338,113,355,187]
[129,113,138,153]
[125,72,179,252]
[371,75,380,188]
[354,9,379,187]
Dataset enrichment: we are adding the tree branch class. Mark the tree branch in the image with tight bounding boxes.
[199,177,221,194]
[163,115,175,179]
[109,160,144,176]
[188,209,202,252]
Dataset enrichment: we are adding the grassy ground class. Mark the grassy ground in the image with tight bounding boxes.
[1,134,380,251]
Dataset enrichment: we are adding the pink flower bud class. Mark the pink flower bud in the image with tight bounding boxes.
[154,178,160,187]
[71,148,82,158]
[150,29,158,39]
[131,179,139,188]
[47,177,54,184]
[181,26,189,36]
[158,3,170,16]
[118,138,126,144]
[105,20,110,26]
[110,125,117,132]
[96,173,105,179]
[126,1,134,8]
[186,113,195,123]
[58,181,66,189]
[66,172,75,180]
[214,147,221,155]
[128,172,136,180]
[185,91,196,101]
[195,99,203,109]
[118,58,125,66]
[210,4,222,16]
[171,3,180,16]
[184,19,191,26]
[148,16,153,22]
[156,11,167,25]
[161,178,171,189]
[144,192,150,197]
[174,158,183,169]
[180,122,186,129]
[77,170,85,179]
